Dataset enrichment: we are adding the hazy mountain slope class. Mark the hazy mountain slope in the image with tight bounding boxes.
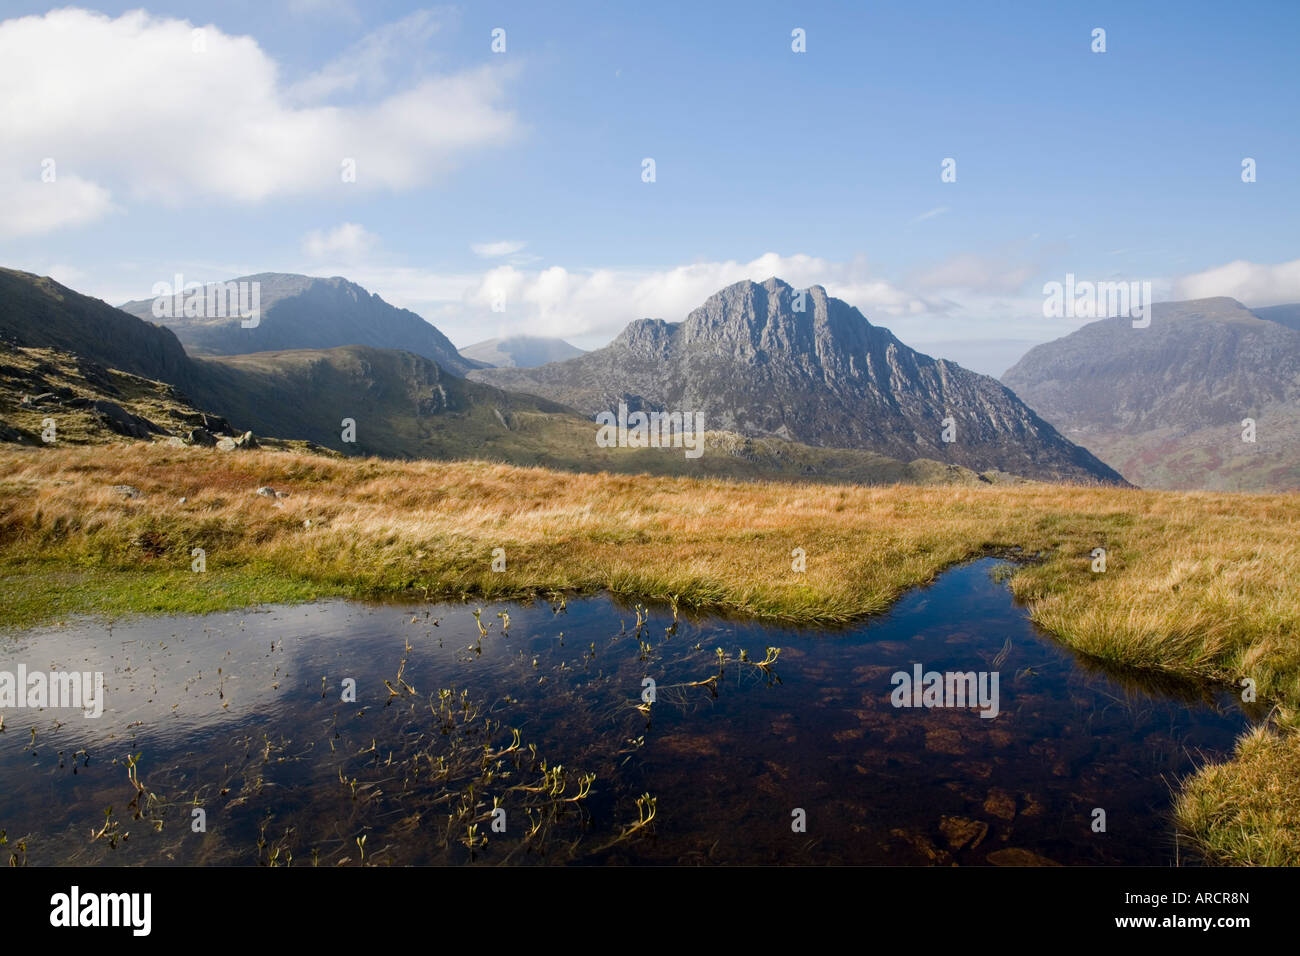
[472,278,1124,484]
[1002,297,1300,491]
[1252,303,1300,333]
[460,335,585,368]
[119,273,482,376]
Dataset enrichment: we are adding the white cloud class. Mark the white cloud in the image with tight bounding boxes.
[323,252,940,353]
[303,223,379,260]
[345,249,1189,372]
[471,240,527,258]
[1172,258,1300,307]
[427,255,1296,352]
[0,8,519,234]
[459,253,938,339]
[0,173,117,240]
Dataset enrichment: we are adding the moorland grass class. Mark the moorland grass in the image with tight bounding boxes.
[1,443,1296,863]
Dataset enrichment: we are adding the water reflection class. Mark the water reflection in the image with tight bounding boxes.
[0,559,1250,865]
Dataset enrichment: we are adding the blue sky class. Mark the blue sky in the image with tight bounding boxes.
[1,0,1297,374]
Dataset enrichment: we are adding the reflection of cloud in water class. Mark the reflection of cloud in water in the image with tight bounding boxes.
[0,560,1257,865]
[1,601,408,743]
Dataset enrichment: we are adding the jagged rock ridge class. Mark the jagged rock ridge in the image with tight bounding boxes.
[471,277,1125,483]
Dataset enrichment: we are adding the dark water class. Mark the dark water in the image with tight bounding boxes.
[0,559,1252,866]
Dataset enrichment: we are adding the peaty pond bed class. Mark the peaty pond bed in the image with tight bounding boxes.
[0,559,1252,865]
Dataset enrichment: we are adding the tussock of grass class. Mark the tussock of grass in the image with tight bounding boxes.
[1,443,1298,863]
[1175,719,1300,866]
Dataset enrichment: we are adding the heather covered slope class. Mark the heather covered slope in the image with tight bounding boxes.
[1,267,195,387]
[0,344,258,448]
[1003,297,1300,491]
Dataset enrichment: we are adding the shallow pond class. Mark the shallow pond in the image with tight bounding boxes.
[0,559,1251,865]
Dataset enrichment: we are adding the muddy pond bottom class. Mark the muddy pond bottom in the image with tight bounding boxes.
[0,559,1251,865]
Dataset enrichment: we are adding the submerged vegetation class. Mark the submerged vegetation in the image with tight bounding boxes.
[0,587,811,865]
[0,564,1239,866]
[0,443,1297,864]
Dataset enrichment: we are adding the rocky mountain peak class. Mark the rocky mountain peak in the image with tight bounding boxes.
[612,317,677,357]
[470,277,1126,484]
[676,278,885,372]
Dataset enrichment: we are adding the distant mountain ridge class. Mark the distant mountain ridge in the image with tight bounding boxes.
[471,277,1125,484]
[1,268,1016,486]
[1,268,561,457]
[460,335,585,368]
[118,273,482,376]
[1002,297,1300,491]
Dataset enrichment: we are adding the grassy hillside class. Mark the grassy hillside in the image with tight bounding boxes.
[0,268,194,386]
[0,344,324,453]
[0,345,202,444]
[1,444,1296,864]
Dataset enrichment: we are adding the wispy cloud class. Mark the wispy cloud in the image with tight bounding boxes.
[286,9,444,103]
[912,205,950,223]
[471,240,527,258]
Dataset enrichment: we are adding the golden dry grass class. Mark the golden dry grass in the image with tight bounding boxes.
[1174,718,1300,865]
[1,442,1298,863]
